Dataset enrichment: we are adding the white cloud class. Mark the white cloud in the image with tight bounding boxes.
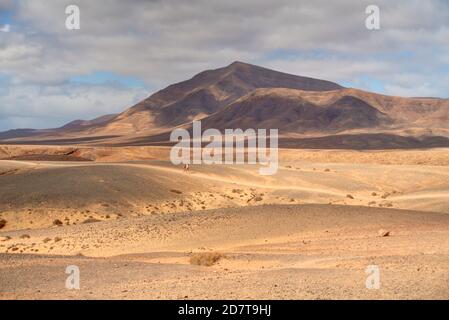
[0,24,10,32]
[0,83,148,129]
[0,0,448,130]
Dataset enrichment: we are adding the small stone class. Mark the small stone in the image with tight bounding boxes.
[0,236,11,242]
[378,229,390,237]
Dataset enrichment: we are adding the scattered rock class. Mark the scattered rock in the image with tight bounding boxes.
[378,229,390,237]
[0,219,6,229]
[371,192,377,196]
[346,194,354,199]
[20,234,30,239]
[378,202,393,208]
[53,219,63,226]
[170,189,183,194]
[43,237,52,243]
[381,192,391,199]
[54,237,62,242]
[82,218,101,224]
[0,236,11,242]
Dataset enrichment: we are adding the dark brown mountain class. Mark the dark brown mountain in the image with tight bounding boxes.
[0,114,117,140]
[59,114,118,130]
[199,89,392,133]
[1,61,449,149]
[93,61,343,134]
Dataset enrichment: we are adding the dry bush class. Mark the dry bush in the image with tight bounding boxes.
[190,252,225,266]
[0,219,6,229]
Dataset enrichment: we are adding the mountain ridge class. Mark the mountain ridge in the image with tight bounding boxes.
[1,61,449,149]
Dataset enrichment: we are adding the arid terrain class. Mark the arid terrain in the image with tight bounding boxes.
[1,146,449,299]
[1,62,449,299]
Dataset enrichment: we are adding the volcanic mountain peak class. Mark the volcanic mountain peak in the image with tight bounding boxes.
[115,61,344,132]
[2,61,449,148]
[133,60,342,110]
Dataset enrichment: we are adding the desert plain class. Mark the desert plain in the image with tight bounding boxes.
[1,145,449,299]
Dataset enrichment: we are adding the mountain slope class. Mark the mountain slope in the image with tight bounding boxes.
[1,61,449,149]
[92,61,343,134]
[200,88,392,133]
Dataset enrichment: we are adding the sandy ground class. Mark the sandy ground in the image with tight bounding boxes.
[1,147,449,299]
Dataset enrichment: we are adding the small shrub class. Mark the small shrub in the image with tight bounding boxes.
[190,252,225,266]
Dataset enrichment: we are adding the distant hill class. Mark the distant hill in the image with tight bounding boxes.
[1,61,449,149]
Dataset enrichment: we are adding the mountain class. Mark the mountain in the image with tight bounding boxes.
[200,89,392,133]
[1,61,449,149]
[80,61,343,135]
[59,114,118,130]
[0,114,118,141]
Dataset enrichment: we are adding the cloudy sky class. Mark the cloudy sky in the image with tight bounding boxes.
[0,0,448,131]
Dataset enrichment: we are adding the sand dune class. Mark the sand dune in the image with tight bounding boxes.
[1,146,449,299]
[1,153,449,232]
[1,204,449,299]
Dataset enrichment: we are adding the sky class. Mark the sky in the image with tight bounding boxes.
[0,0,449,131]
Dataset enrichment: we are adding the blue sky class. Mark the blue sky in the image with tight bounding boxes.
[69,72,146,89]
[0,0,449,131]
